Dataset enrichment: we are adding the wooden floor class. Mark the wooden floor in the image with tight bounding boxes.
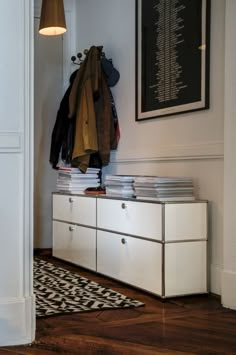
[2,255,236,354]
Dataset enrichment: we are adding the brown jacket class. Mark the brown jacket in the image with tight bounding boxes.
[69,46,117,172]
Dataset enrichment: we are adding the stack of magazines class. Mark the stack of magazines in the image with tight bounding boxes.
[56,167,101,193]
[133,176,195,201]
[104,175,135,197]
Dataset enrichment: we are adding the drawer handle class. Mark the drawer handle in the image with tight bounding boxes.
[69,197,75,203]
[121,203,127,209]
[69,226,75,231]
[121,238,127,244]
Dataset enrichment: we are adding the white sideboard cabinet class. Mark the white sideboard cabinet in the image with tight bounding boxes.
[52,192,208,298]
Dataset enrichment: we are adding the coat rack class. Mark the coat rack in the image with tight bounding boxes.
[71,47,105,65]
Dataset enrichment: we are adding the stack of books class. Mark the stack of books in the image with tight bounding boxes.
[104,175,135,197]
[56,167,101,193]
[133,176,195,201]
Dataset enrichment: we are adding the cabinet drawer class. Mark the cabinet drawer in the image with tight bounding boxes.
[164,202,207,241]
[52,221,96,271]
[165,241,207,296]
[97,230,162,295]
[97,198,162,241]
[53,194,96,227]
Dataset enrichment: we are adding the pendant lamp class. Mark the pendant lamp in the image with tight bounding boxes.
[39,0,67,36]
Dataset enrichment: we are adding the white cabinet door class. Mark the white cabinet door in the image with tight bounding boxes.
[53,194,96,227]
[53,221,96,271]
[97,230,162,295]
[97,198,162,241]
[165,203,207,241]
[165,241,207,296]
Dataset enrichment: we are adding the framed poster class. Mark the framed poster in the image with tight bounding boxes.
[136,0,211,121]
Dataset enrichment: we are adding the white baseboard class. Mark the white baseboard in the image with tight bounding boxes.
[221,270,236,310]
[210,264,222,296]
[0,295,35,346]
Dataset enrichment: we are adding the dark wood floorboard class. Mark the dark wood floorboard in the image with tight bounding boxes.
[2,255,236,354]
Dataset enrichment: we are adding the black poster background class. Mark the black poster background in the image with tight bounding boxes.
[138,0,210,117]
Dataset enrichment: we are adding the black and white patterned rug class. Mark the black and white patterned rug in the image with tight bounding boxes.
[34,258,144,318]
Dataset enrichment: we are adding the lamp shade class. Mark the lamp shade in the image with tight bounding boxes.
[39,0,67,36]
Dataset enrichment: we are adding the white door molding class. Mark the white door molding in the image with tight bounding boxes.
[0,0,35,345]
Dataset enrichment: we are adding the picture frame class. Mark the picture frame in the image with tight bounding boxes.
[135,0,211,121]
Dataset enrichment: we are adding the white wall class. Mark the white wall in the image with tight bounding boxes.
[34,0,76,248]
[0,0,34,346]
[222,0,236,310]
[34,17,63,248]
[75,0,225,295]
